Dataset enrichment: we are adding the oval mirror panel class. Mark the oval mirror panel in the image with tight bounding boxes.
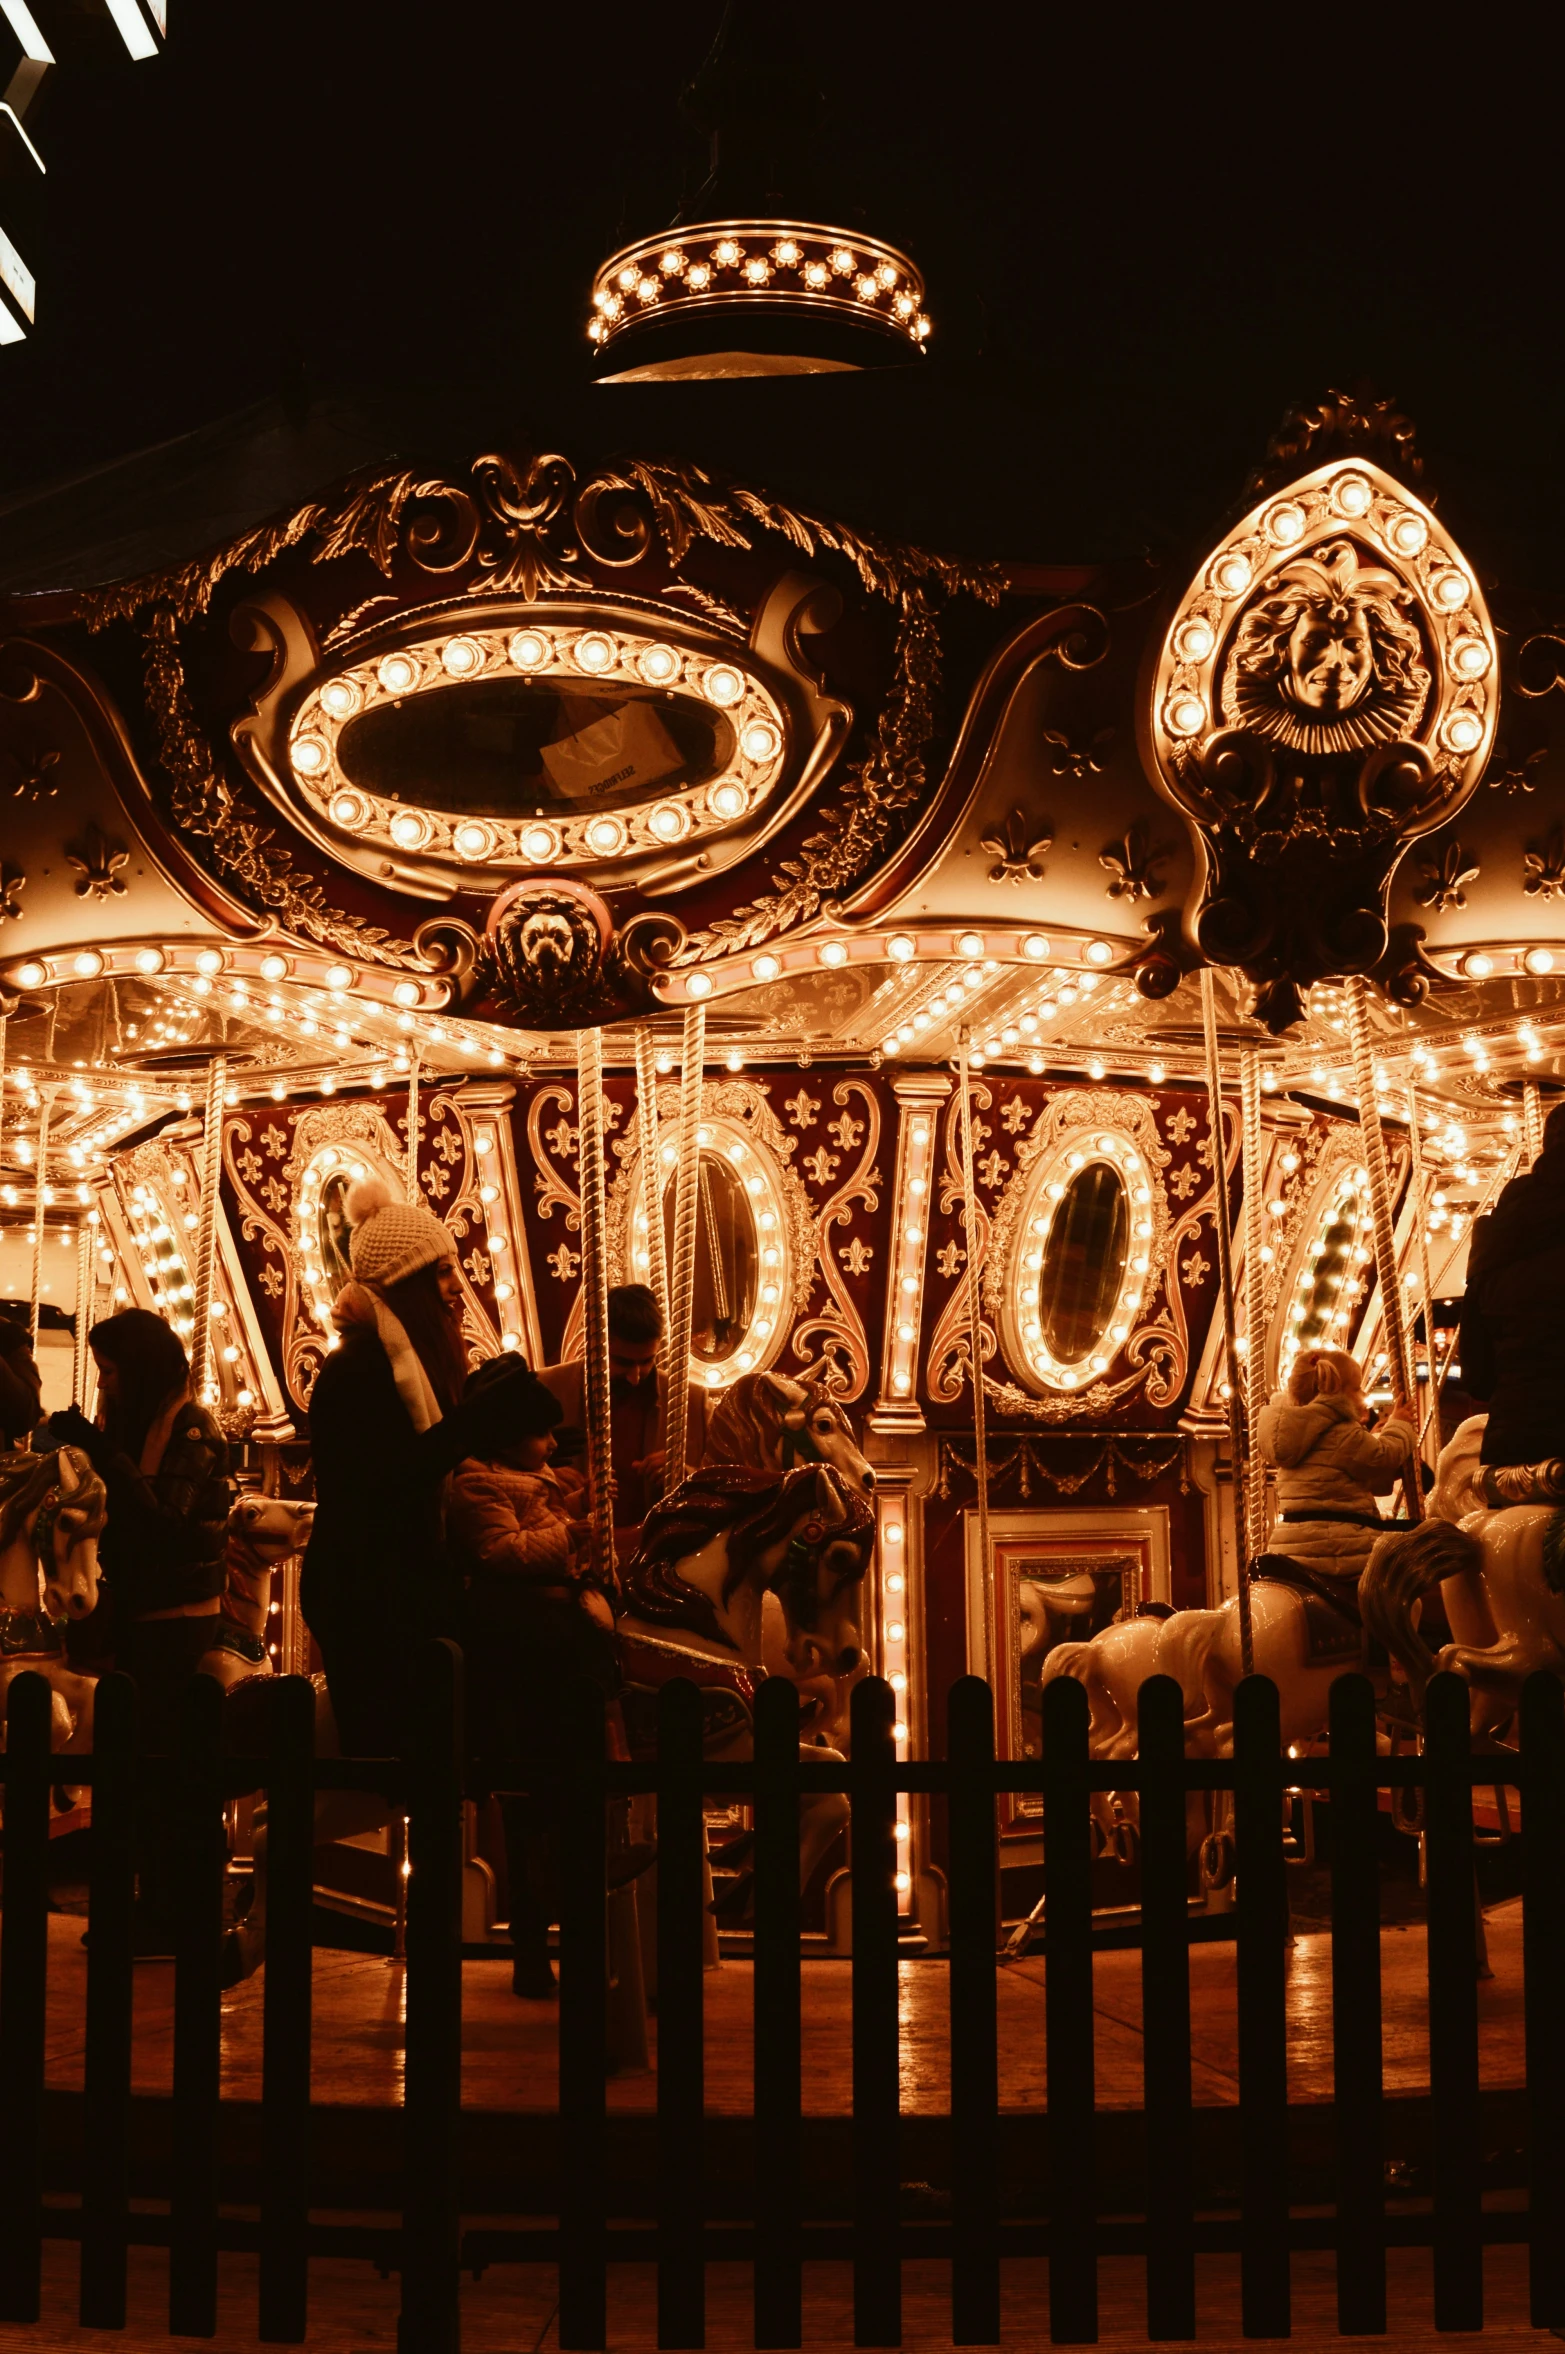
[1037,1160,1130,1365]
[662,1148,759,1367]
[336,678,735,820]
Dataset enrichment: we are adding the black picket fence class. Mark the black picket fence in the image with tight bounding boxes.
[0,1649,1562,2349]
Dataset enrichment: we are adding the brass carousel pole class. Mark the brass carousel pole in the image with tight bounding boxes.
[575,1028,615,1593]
[406,1054,421,1198]
[662,1005,705,1495]
[1198,969,1254,1677]
[1404,1073,1440,1479]
[1239,1049,1270,1562]
[1344,977,1423,1522]
[633,1029,671,1339]
[956,1030,991,1683]
[29,1086,54,1352]
[190,1054,227,1405]
[1523,1078,1545,1170]
[72,1220,93,1407]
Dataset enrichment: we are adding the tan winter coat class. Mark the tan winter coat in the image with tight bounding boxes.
[1255,1389,1417,1577]
[448,1460,585,1599]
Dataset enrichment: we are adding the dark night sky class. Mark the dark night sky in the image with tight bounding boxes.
[1,4,1561,590]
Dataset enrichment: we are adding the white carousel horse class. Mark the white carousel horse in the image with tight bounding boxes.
[196,1492,317,1688]
[1359,1413,1565,1738]
[617,1460,875,1901]
[706,1362,876,1493]
[0,1446,107,1757]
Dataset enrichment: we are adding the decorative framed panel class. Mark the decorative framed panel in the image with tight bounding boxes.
[966,1505,1172,1835]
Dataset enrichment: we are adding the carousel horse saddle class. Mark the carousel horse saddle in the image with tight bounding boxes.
[1480,1457,1565,1508]
[617,1630,756,1759]
[1250,1553,1366,1667]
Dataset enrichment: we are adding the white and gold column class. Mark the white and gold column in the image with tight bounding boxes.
[869,1072,949,1432]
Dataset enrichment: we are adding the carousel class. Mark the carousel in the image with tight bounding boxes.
[1,217,1564,2340]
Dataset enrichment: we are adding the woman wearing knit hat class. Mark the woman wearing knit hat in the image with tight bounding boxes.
[300,1176,532,1757]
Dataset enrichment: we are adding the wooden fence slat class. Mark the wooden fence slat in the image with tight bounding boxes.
[851,1676,900,2349]
[0,1673,51,2323]
[1328,1672,1385,2333]
[948,1677,1000,2346]
[1042,1673,1096,2343]
[259,1675,317,2344]
[1233,1674,1289,2338]
[1523,1671,1565,2326]
[1138,1675,1194,2341]
[79,1673,137,2330]
[657,1678,706,2349]
[170,1672,226,2338]
[1426,1668,1482,2330]
[752,1676,802,2350]
[399,1638,463,2354]
[559,1676,608,2352]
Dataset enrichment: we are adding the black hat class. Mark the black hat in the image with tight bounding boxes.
[464,1354,564,1437]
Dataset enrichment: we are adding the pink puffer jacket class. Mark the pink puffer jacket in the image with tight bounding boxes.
[1255,1389,1417,1576]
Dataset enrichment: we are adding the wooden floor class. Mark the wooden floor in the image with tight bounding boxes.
[0,2243,1561,2351]
[37,1897,1529,2113]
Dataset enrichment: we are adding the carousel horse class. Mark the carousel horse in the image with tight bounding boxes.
[0,1445,107,1757]
[196,1492,317,1688]
[1359,1412,1565,1738]
[705,1361,876,1493]
[617,1460,875,1900]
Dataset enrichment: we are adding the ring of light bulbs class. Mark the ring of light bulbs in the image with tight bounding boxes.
[586,220,930,355]
[1150,456,1498,808]
[1276,1166,1373,1389]
[286,623,789,875]
[614,1105,806,1390]
[993,1114,1166,1397]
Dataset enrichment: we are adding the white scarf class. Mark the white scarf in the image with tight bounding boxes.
[331,1280,442,1432]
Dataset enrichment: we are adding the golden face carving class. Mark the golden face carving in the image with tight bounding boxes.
[1285,604,1375,713]
[1222,540,1430,755]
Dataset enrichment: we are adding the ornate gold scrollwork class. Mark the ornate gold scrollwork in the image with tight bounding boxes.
[1145,446,1498,1032]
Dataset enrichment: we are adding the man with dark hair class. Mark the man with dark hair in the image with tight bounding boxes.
[1459,1099,1565,1466]
[539,1283,704,1531]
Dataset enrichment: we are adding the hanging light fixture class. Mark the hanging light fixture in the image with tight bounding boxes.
[585,4,929,381]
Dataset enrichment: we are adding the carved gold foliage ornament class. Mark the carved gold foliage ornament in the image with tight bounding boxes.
[1147,449,1498,1032]
[141,612,406,967]
[792,1077,881,1399]
[78,445,999,972]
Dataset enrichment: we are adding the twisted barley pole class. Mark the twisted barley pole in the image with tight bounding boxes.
[1344,977,1422,1522]
[575,1027,615,1592]
[73,1220,93,1407]
[1199,968,1254,1676]
[957,1030,991,1682]
[29,1086,54,1353]
[1404,1071,1440,1477]
[1524,1078,1545,1171]
[405,1055,421,1198]
[1239,1048,1270,1561]
[633,1028,671,1338]
[190,1053,227,1402]
[662,1004,705,1492]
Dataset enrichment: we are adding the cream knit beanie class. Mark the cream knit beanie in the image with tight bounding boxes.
[344,1176,455,1289]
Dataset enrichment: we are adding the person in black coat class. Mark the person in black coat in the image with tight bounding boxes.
[1458,1101,1565,1466]
[0,1313,42,1448]
[299,1176,531,1757]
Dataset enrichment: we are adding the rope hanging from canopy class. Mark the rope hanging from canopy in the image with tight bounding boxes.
[633,1029,671,1341]
[662,1004,705,1493]
[576,1026,615,1593]
[1239,1047,1269,1562]
[190,1053,226,1403]
[1344,976,1422,1522]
